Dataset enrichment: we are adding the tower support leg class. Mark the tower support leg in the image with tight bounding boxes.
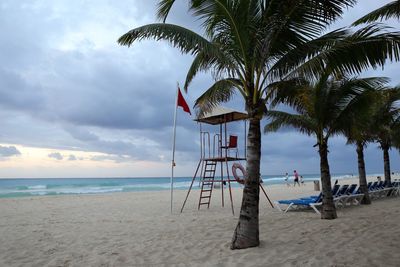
[181,160,202,213]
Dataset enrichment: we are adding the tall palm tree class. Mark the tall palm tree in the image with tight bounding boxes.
[339,85,390,204]
[369,88,400,184]
[392,121,400,160]
[118,0,400,249]
[265,75,386,218]
[354,1,400,25]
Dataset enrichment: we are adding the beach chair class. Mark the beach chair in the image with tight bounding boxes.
[368,182,381,199]
[369,181,392,199]
[275,184,341,214]
[377,181,396,198]
[274,193,323,214]
[336,184,349,197]
[336,184,364,206]
[391,181,400,197]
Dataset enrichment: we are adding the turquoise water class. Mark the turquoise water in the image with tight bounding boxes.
[0,174,359,198]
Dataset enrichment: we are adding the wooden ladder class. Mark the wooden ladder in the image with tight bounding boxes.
[198,160,217,209]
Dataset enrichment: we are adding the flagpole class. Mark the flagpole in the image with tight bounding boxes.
[171,83,179,214]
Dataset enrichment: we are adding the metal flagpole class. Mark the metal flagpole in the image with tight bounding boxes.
[170,84,179,214]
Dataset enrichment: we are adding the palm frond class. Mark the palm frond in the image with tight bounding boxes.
[264,110,316,136]
[353,1,400,25]
[258,0,356,77]
[271,24,400,80]
[266,78,310,113]
[184,47,238,91]
[156,0,176,22]
[194,78,240,117]
[331,77,390,139]
[118,23,214,56]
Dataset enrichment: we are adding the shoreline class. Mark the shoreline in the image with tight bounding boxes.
[1,173,398,199]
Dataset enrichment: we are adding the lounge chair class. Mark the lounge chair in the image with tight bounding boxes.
[391,181,400,196]
[369,181,393,199]
[336,184,364,206]
[274,185,341,214]
[275,193,323,214]
[336,184,349,197]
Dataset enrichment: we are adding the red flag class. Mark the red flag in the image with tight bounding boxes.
[177,88,191,115]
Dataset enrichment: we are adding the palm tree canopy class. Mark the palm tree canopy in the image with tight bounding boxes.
[340,88,383,146]
[368,88,400,147]
[118,0,400,118]
[353,0,400,25]
[264,75,389,143]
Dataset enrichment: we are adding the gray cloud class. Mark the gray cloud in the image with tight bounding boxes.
[48,152,63,160]
[68,154,77,161]
[0,146,21,158]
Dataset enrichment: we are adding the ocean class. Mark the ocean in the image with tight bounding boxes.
[0,173,360,198]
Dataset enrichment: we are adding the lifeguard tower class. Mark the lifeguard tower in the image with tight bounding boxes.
[180,106,272,214]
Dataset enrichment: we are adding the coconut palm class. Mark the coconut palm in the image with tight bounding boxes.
[118,0,400,249]
[265,75,386,218]
[354,1,400,25]
[339,85,390,204]
[369,88,400,184]
[392,121,400,161]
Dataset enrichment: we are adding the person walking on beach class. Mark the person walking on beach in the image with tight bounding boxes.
[293,170,300,187]
[284,172,290,187]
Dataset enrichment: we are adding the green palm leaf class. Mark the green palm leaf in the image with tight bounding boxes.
[265,110,316,136]
[118,23,214,56]
[271,24,400,80]
[194,78,240,116]
[353,0,400,25]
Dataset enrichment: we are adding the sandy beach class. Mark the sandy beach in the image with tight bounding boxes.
[0,176,399,267]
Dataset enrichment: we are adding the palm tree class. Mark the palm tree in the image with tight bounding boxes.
[354,1,400,25]
[118,0,400,249]
[369,88,400,184]
[392,121,400,161]
[339,85,390,204]
[265,75,386,218]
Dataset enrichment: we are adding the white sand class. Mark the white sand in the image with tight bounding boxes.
[0,176,399,266]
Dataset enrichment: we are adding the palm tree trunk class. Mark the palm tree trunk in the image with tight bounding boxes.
[382,145,391,185]
[231,117,260,249]
[356,141,371,204]
[319,142,337,219]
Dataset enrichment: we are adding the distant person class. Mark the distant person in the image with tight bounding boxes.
[377,176,382,182]
[300,175,305,186]
[293,170,300,187]
[284,172,290,187]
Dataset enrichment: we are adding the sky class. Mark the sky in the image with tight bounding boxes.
[0,0,399,178]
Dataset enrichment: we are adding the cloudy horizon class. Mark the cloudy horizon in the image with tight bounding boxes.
[0,0,399,178]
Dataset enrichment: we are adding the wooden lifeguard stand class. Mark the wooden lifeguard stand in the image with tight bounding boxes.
[180,107,249,214]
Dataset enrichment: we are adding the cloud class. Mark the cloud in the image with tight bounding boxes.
[90,154,131,163]
[68,154,77,161]
[0,145,21,158]
[48,152,63,160]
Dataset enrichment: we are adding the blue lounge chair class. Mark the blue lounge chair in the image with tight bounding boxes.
[274,185,341,214]
[336,184,364,206]
[275,193,323,214]
[345,184,358,195]
[336,184,349,197]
